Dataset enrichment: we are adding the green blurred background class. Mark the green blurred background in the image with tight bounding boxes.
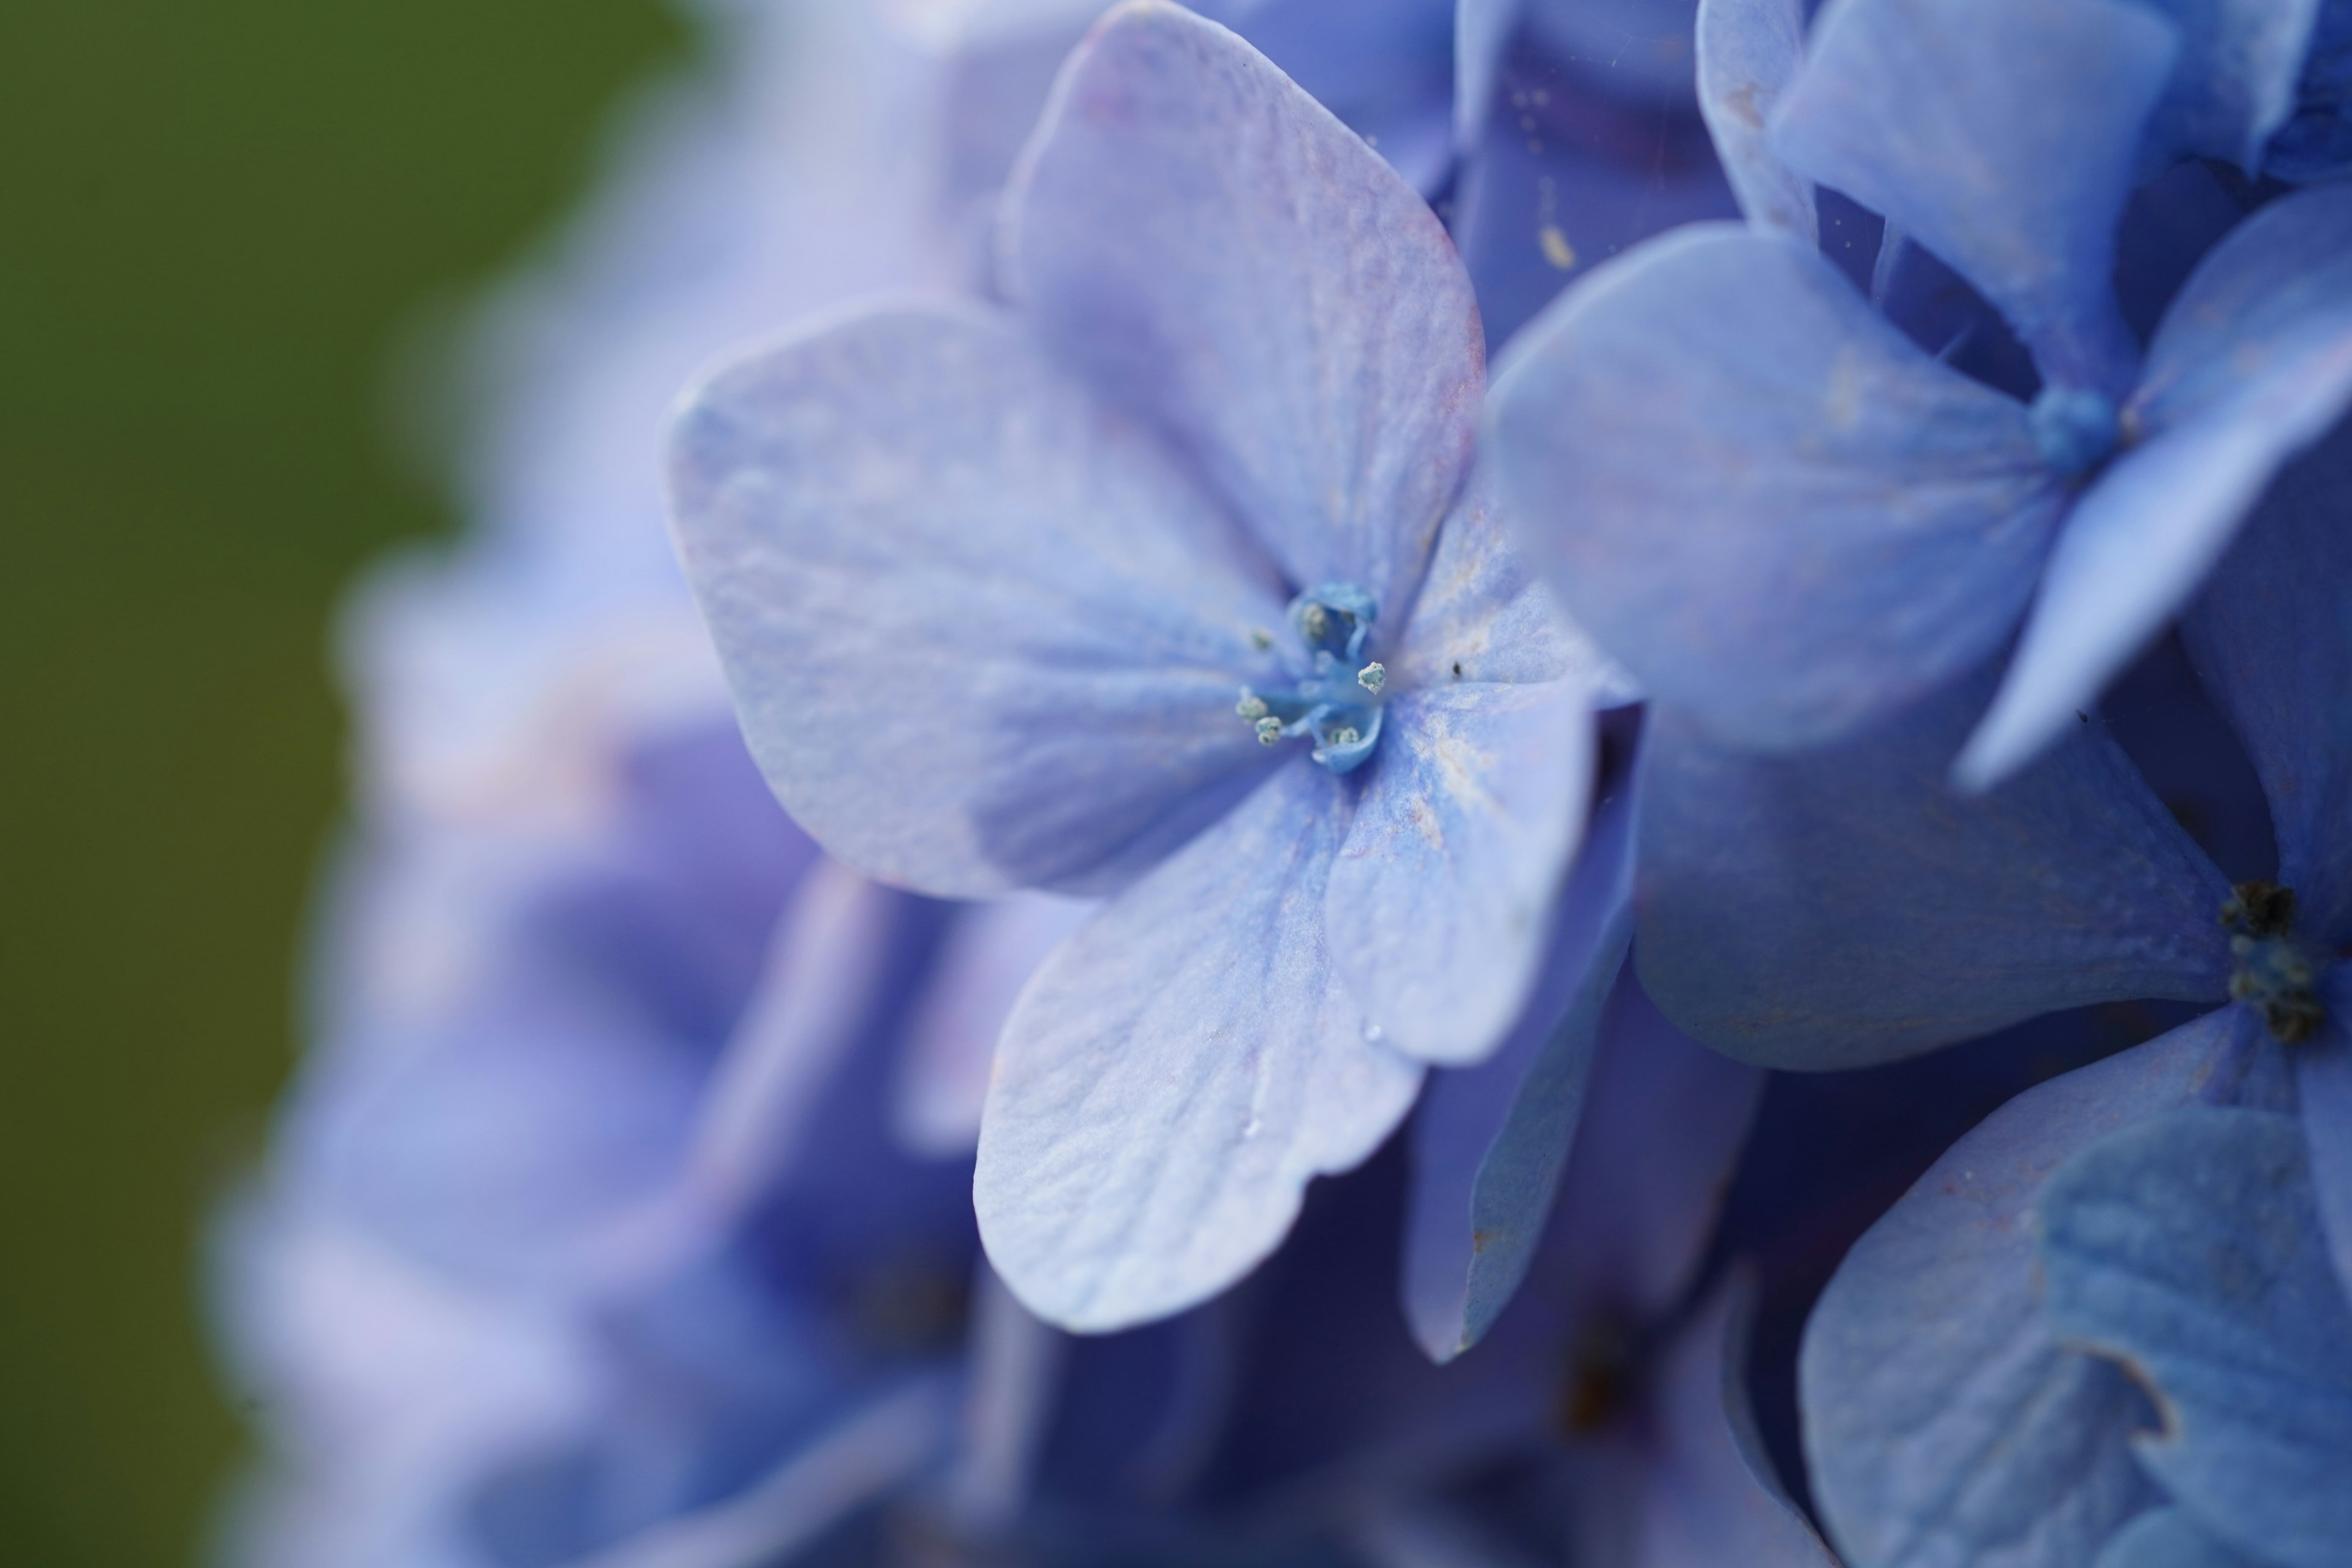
[0,5,682,1561]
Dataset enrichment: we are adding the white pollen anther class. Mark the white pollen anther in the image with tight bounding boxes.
[1255,717,1284,745]
[1356,662,1386,694]
[1235,691,1268,721]
[1300,604,1330,641]
[1250,627,1275,651]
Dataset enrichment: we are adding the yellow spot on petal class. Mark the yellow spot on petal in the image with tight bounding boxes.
[1539,225,1577,271]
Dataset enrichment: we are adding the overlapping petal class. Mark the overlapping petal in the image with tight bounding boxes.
[1963,186,2352,788]
[1488,224,2062,753]
[2093,1509,2268,1568]
[1801,1009,2282,1568]
[2292,973,2352,1307]
[1400,788,1632,1360]
[2128,0,2321,170]
[974,761,1422,1330]
[1006,0,1483,606]
[1695,0,1814,239]
[1639,1274,1838,1568]
[2181,421,2352,943]
[2040,1107,2352,1568]
[1635,682,2232,1069]
[1771,0,2173,395]
[669,303,1286,899]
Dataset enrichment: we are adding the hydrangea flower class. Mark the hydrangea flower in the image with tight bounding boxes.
[1615,410,2352,1561]
[1485,0,2352,788]
[668,0,1626,1330]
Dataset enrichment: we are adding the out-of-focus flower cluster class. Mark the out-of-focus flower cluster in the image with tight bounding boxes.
[213,1,2352,1565]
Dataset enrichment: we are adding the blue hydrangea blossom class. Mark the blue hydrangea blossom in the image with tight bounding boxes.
[668,1,1626,1332]
[1486,0,2352,789]
[1616,424,2352,1562]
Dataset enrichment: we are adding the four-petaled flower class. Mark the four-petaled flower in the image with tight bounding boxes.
[668,0,1619,1330]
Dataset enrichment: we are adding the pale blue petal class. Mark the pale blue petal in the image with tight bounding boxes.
[2094,1509,2268,1568]
[1391,466,1634,693]
[2126,0,2321,170]
[1488,224,2062,753]
[1771,0,2175,396]
[1401,787,1633,1360]
[1960,186,2352,790]
[2180,421,2352,943]
[1455,0,1522,152]
[973,761,1423,1330]
[2040,1107,2352,1568]
[1006,0,1483,606]
[1638,1272,1838,1568]
[1326,679,1597,1066]
[1696,0,1815,239]
[1801,1009,2277,1568]
[668,302,1287,899]
[1635,682,2233,1070]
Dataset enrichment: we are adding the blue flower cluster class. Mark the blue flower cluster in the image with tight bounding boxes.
[214,0,2352,1564]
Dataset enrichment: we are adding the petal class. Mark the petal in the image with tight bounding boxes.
[1487,224,2064,754]
[1635,680,2233,1070]
[1454,0,1521,152]
[1800,1008,2274,1568]
[2129,0,2321,171]
[893,892,1096,1158]
[1770,0,2174,396]
[2180,421,2352,942]
[1006,0,1483,605]
[1638,1272,1838,1568]
[2266,4,2352,182]
[1400,786,1634,1360]
[2094,1509,2270,1568]
[1390,466,1634,694]
[973,761,1423,1330]
[668,301,1287,899]
[1695,0,1815,240]
[2040,1107,2352,1568]
[1959,184,2352,789]
[1325,678,1597,1066]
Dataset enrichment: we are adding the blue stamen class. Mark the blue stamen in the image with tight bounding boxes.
[1235,582,1389,775]
[2029,385,2122,479]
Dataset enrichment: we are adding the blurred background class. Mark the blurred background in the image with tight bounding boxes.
[0,6,683,1561]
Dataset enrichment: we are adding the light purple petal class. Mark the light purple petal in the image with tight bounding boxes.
[2180,421,2352,943]
[1770,0,2174,396]
[668,301,1287,899]
[1695,0,1815,239]
[1326,679,1597,1066]
[1487,224,2063,753]
[1006,0,1483,605]
[894,892,1096,1158]
[1401,787,1634,1361]
[1959,184,2352,789]
[2039,1107,2352,1568]
[1637,1272,1838,1568]
[1801,1008,2283,1568]
[1635,680,2232,1070]
[2128,0,2321,171]
[973,760,1423,1330]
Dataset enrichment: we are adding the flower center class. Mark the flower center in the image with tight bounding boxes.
[2029,384,2122,479]
[2221,881,2329,1044]
[1234,581,1387,775]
